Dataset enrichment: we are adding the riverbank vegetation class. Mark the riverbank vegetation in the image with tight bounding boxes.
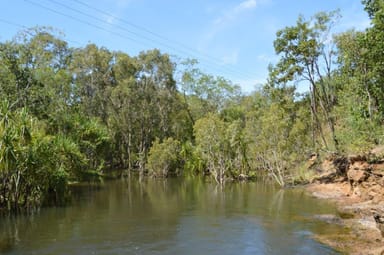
[0,0,383,211]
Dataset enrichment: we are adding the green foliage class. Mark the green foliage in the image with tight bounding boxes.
[179,59,242,121]
[271,10,341,151]
[147,138,182,177]
[243,90,311,187]
[0,101,68,209]
[360,0,384,118]
[193,113,248,183]
[333,6,384,152]
[194,114,228,183]
[180,141,205,176]
[2,7,384,209]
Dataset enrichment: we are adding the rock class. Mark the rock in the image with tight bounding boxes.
[349,154,367,164]
[320,159,337,174]
[357,218,377,230]
[373,214,384,237]
[348,169,368,183]
[307,151,384,255]
[343,200,373,215]
[314,214,343,225]
[372,163,384,173]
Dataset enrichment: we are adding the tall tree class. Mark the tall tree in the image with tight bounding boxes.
[179,59,242,122]
[70,44,115,123]
[361,0,384,119]
[0,27,72,119]
[270,11,341,150]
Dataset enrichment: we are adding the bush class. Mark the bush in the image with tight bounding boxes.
[147,138,182,177]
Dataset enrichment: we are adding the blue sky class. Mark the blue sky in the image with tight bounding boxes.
[1,0,370,92]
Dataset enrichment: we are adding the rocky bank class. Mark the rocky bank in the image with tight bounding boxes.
[305,146,384,255]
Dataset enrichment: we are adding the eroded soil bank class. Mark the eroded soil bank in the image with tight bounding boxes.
[305,146,384,255]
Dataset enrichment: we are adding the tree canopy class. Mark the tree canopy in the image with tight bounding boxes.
[0,1,383,210]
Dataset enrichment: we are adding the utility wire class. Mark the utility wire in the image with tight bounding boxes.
[0,18,26,29]
[24,0,148,47]
[45,0,198,60]
[48,0,255,80]
[0,17,82,46]
[68,0,258,78]
[21,0,257,81]
[69,0,250,76]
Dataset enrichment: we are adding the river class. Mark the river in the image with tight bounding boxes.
[0,177,347,254]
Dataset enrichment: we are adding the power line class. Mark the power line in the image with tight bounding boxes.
[48,0,255,80]
[69,1,228,65]
[24,0,147,46]
[68,0,256,80]
[21,0,257,81]
[0,19,26,29]
[45,0,198,60]
[0,18,83,46]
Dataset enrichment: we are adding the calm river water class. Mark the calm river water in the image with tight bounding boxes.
[0,177,347,254]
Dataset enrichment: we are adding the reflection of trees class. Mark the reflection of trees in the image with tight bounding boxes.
[0,215,19,253]
[0,178,346,254]
[0,178,188,253]
[269,189,285,218]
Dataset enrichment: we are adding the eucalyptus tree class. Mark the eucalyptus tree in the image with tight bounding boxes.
[270,11,341,150]
[241,87,311,186]
[0,27,72,119]
[70,43,115,123]
[108,49,185,172]
[361,0,384,120]
[179,59,242,121]
[108,52,139,169]
[333,30,380,150]
[194,113,228,184]
[134,49,183,172]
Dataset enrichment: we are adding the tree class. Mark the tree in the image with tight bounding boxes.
[243,88,311,186]
[147,138,182,177]
[178,59,242,122]
[333,30,380,151]
[0,28,72,120]
[271,11,341,150]
[194,114,228,184]
[360,0,384,119]
[70,44,115,123]
[107,49,187,172]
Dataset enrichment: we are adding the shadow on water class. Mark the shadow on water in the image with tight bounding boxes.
[0,177,347,255]
[0,216,18,253]
[0,210,41,253]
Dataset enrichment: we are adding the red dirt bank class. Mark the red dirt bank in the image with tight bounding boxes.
[305,146,384,255]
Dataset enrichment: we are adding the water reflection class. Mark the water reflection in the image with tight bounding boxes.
[0,177,346,254]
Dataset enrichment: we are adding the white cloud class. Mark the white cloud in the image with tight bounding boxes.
[101,0,136,25]
[214,0,258,27]
[105,15,116,25]
[236,0,257,12]
[199,0,265,52]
